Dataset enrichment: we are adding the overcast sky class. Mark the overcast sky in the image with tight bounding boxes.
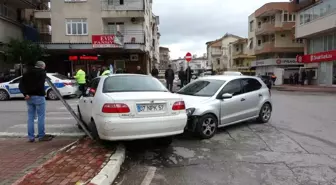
[153,0,289,59]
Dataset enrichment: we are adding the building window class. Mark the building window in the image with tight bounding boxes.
[292,39,303,43]
[107,0,124,5]
[249,21,254,32]
[106,22,124,34]
[257,40,261,46]
[66,19,88,35]
[217,59,220,65]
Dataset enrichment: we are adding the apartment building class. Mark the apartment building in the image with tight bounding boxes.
[33,0,160,75]
[249,2,304,84]
[206,33,242,72]
[293,0,336,86]
[159,46,169,70]
[0,0,37,74]
[228,38,256,75]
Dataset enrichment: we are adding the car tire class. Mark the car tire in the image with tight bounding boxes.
[156,136,173,147]
[89,119,100,140]
[47,89,58,100]
[196,114,218,139]
[257,103,272,123]
[0,90,9,101]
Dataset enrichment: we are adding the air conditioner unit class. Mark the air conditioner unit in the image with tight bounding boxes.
[130,54,139,61]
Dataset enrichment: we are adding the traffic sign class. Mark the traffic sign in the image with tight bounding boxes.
[185,52,192,62]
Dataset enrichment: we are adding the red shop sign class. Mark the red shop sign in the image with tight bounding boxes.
[69,56,98,61]
[296,50,336,63]
[92,35,115,48]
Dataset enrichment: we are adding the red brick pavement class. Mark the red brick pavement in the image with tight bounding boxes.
[0,138,76,185]
[13,138,114,185]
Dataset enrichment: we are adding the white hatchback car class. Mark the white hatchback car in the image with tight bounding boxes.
[0,73,77,101]
[77,74,187,145]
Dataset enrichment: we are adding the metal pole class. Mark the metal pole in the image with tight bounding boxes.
[187,62,189,84]
[46,78,94,140]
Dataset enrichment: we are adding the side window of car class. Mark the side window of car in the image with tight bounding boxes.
[220,79,243,96]
[242,78,262,93]
[11,77,22,84]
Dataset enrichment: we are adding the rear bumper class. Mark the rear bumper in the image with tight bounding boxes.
[95,114,188,141]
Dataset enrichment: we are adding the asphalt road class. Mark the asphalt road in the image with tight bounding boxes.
[0,97,83,137]
[114,91,336,185]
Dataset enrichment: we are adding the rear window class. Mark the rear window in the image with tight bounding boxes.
[53,74,69,80]
[103,75,168,93]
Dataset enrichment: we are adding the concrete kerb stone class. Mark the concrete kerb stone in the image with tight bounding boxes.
[89,144,126,185]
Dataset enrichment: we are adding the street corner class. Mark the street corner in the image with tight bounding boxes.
[11,137,124,185]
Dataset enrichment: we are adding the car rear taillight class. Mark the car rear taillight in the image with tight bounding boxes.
[102,103,130,113]
[172,101,186,110]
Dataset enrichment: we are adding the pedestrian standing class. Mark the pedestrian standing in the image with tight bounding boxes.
[74,68,86,97]
[185,66,192,84]
[135,66,145,74]
[294,72,299,85]
[151,65,159,78]
[271,74,277,85]
[165,65,175,92]
[89,66,98,80]
[19,61,53,142]
[101,66,111,76]
[301,69,306,86]
[178,67,185,88]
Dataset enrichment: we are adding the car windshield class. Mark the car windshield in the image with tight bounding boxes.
[103,75,168,92]
[177,79,225,97]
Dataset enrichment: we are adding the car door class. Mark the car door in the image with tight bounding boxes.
[218,79,247,125]
[7,77,23,98]
[241,78,263,118]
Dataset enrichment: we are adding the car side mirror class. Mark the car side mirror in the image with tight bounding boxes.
[221,93,233,99]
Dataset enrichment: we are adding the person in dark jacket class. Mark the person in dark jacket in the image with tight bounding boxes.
[294,72,299,85]
[178,67,185,88]
[151,66,159,78]
[135,66,144,74]
[19,61,53,142]
[185,66,193,83]
[165,65,175,92]
[301,69,306,86]
[89,66,98,80]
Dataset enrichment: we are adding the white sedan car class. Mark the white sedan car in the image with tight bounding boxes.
[77,74,187,145]
[0,73,77,101]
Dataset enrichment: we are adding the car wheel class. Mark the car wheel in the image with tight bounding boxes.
[89,119,100,140]
[0,90,9,101]
[196,114,218,139]
[47,89,58,100]
[257,103,272,123]
[156,136,173,147]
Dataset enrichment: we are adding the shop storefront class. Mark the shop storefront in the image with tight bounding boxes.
[296,50,336,86]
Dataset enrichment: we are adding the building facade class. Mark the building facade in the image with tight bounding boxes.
[228,38,256,75]
[249,2,304,85]
[206,33,242,72]
[159,46,170,70]
[0,0,37,74]
[33,0,159,75]
[294,0,336,86]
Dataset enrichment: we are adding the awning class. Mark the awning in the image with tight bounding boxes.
[297,49,336,63]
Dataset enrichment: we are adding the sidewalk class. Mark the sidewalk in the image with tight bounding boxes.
[273,85,336,93]
[0,137,77,185]
[11,137,116,185]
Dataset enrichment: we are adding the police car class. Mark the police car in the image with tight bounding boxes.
[0,73,78,101]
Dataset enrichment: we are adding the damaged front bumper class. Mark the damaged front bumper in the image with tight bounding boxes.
[184,116,199,132]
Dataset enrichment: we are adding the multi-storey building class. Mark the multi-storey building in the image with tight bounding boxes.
[159,46,169,70]
[249,2,304,84]
[293,0,336,86]
[33,0,159,75]
[228,38,256,75]
[0,0,38,74]
[206,33,242,72]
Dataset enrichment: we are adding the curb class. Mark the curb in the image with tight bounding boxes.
[88,144,126,185]
[11,137,82,185]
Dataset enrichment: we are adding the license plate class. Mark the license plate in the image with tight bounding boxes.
[137,104,165,112]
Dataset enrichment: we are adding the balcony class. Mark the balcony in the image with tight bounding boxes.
[101,0,145,18]
[256,22,295,35]
[255,2,294,18]
[34,9,51,19]
[211,50,222,56]
[37,27,51,35]
[255,42,303,55]
[103,29,145,44]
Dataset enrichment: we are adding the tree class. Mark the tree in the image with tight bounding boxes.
[6,38,44,66]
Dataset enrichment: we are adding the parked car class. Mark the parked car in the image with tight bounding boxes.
[176,75,272,139]
[222,71,243,76]
[0,73,77,101]
[77,74,188,145]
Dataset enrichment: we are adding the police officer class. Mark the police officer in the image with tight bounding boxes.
[74,68,86,97]
[101,66,111,76]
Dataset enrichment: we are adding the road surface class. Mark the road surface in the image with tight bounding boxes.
[114,91,336,185]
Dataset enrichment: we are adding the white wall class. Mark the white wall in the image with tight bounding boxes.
[0,20,22,42]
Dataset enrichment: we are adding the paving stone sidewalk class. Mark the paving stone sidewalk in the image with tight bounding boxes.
[12,138,115,185]
[0,137,77,185]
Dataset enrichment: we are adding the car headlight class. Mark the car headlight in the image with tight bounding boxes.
[186,108,195,116]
